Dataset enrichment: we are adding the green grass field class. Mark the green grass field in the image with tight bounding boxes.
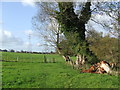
[1,52,120,88]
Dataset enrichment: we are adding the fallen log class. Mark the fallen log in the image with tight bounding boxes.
[100,61,112,74]
[81,60,113,74]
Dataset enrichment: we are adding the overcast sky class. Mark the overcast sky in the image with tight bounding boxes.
[0,0,114,52]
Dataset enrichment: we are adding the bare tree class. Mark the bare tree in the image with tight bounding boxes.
[89,2,119,37]
[32,14,64,53]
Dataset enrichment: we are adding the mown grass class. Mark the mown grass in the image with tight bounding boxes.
[2,52,120,88]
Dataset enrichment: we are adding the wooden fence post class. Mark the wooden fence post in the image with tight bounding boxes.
[44,55,47,63]
[52,58,56,63]
[17,57,19,62]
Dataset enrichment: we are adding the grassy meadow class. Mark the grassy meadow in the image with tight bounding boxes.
[2,52,120,88]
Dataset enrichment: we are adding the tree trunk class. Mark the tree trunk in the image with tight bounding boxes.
[56,2,99,64]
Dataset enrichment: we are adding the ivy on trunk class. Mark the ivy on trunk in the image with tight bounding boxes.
[56,2,99,64]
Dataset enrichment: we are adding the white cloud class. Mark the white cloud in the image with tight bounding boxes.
[24,29,40,37]
[24,42,30,46]
[4,30,12,38]
[23,41,32,50]
[0,29,23,48]
[21,0,35,7]
[24,30,33,35]
[92,13,112,23]
[36,43,41,46]
[86,13,112,36]
[0,29,53,52]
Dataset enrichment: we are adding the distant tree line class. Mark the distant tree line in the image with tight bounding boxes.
[0,49,56,54]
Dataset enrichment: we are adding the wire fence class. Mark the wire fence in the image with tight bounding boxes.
[1,52,58,63]
[1,52,78,64]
